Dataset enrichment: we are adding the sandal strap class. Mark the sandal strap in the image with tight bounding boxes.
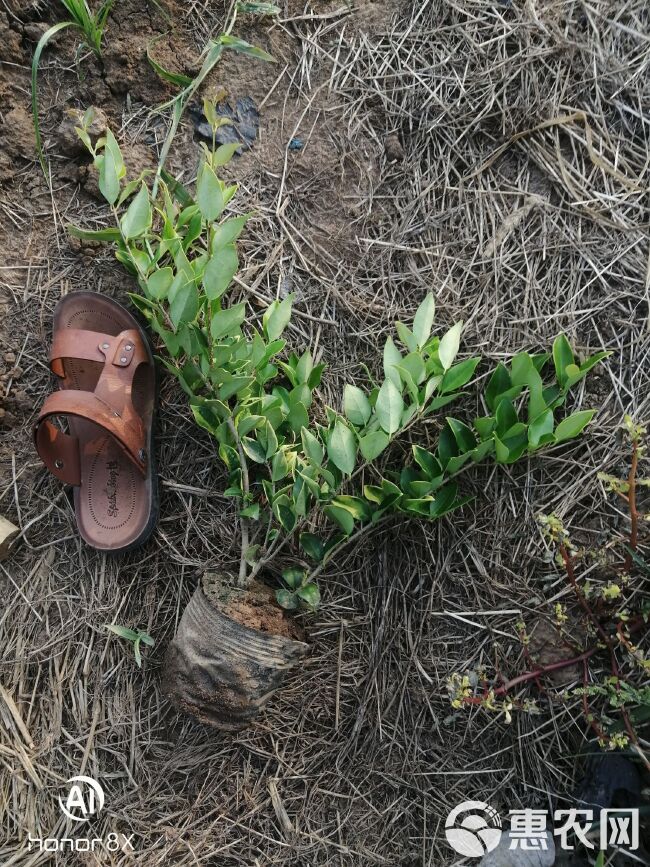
[34,390,147,486]
[50,328,145,378]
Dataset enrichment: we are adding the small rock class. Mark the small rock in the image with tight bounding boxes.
[385,133,404,161]
[4,352,16,364]
[57,106,108,156]
[479,831,555,866]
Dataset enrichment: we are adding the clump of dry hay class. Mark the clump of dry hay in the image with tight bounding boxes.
[1,0,648,863]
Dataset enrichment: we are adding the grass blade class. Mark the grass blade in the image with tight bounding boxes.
[32,20,77,173]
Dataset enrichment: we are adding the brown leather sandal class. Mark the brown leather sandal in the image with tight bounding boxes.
[34,292,158,552]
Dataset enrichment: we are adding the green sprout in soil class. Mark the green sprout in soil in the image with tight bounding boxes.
[69,111,610,614]
[106,624,155,668]
[32,0,114,173]
[448,416,650,769]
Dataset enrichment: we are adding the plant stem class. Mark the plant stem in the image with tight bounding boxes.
[624,439,639,572]
[227,418,250,587]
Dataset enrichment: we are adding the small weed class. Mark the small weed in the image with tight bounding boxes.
[106,624,155,668]
[31,0,114,172]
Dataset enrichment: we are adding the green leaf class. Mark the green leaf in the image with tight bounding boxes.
[438,321,463,370]
[383,336,402,387]
[213,142,241,166]
[396,321,418,352]
[553,334,574,388]
[276,589,298,610]
[271,449,289,481]
[106,624,139,641]
[495,399,518,437]
[375,379,404,434]
[446,417,476,452]
[412,293,435,348]
[296,582,320,609]
[218,33,275,62]
[301,427,324,466]
[439,357,480,394]
[146,267,174,300]
[68,225,122,242]
[120,183,152,239]
[528,409,554,448]
[485,363,511,413]
[343,384,371,426]
[203,244,238,300]
[282,567,305,589]
[264,295,293,340]
[331,495,371,521]
[412,445,442,479]
[242,436,267,463]
[328,420,357,474]
[196,162,224,221]
[213,214,250,250]
[147,39,193,87]
[169,282,199,328]
[300,532,324,562]
[240,503,260,519]
[554,410,595,442]
[264,420,278,457]
[211,302,245,339]
[359,430,389,461]
[323,504,354,535]
[97,129,122,205]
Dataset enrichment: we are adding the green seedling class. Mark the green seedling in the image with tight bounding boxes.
[106,624,155,668]
[32,0,114,173]
[70,125,609,612]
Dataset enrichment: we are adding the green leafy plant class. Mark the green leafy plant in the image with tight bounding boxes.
[70,120,609,612]
[105,624,155,668]
[32,0,114,171]
[448,417,649,769]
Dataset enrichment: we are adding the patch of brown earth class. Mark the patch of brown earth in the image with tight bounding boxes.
[202,572,305,641]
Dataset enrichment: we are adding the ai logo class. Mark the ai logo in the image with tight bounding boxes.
[445,800,502,857]
[58,776,105,822]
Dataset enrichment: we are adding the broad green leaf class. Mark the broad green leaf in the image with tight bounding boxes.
[553,334,574,388]
[203,244,238,300]
[106,624,139,641]
[485,362,511,412]
[359,430,389,461]
[328,420,356,474]
[412,293,435,348]
[383,336,402,387]
[146,267,173,300]
[438,321,463,370]
[430,482,458,516]
[446,417,476,452]
[343,384,371,426]
[400,352,426,384]
[282,567,305,589]
[554,410,595,442]
[296,583,320,609]
[276,589,298,610]
[240,503,260,519]
[271,449,289,481]
[375,379,404,434]
[474,416,495,440]
[197,163,224,221]
[528,409,554,448]
[331,495,371,521]
[412,445,442,479]
[169,282,199,328]
[301,427,324,466]
[97,129,122,204]
[324,504,354,535]
[68,225,122,242]
[264,295,293,340]
[214,142,241,166]
[439,357,480,394]
[120,184,152,239]
[242,436,267,463]
[211,302,245,339]
[396,321,418,352]
[213,214,250,250]
[495,399,518,436]
[300,532,324,562]
[218,33,275,62]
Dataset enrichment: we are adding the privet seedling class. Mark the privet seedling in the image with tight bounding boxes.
[70,120,609,611]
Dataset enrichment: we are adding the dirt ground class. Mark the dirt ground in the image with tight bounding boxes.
[0,0,649,864]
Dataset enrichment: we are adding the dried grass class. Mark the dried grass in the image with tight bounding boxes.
[1,0,649,863]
